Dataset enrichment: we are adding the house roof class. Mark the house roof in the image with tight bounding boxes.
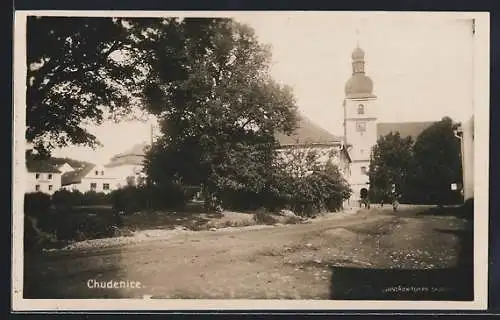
[105,143,148,168]
[276,115,343,146]
[377,121,435,140]
[58,162,74,168]
[61,164,96,186]
[26,159,61,173]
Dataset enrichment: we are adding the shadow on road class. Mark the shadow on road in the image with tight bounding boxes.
[329,265,473,301]
[329,203,474,301]
[24,249,130,299]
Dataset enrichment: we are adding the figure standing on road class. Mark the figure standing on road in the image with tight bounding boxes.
[392,193,400,212]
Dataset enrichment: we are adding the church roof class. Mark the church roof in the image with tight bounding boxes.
[377,121,435,140]
[276,115,343,146]
[345,46,376,99]
[345,74,376,99]
[351,46,365,60]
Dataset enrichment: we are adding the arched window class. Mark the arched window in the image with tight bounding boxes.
[357,104,365,115]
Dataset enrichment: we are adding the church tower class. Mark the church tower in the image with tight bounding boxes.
[343,45,378,202]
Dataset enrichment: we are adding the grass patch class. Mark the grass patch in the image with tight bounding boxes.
[123,211,211,231]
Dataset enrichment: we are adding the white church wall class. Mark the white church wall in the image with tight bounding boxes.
[344,98,378,162]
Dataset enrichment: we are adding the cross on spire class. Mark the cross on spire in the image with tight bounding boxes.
[355,28,360,47]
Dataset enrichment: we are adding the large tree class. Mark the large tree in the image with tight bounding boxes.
[26,16,220,156]
[143,19,298,209]
[27,17,147,155]
[369,132,415,202]
[412,116,462,205]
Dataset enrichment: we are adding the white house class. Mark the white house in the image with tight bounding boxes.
[26,159,62,195]
[61,163,119,194]
[104,143,149,188]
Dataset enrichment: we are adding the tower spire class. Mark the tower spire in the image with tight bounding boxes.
[356,28,360,47]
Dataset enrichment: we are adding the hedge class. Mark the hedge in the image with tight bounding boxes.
[218,166,351,217]
[110,184,192,214]
[51,190,112,207]
[24,192,52,217]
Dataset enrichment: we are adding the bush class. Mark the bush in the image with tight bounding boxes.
[216,157,351,217]
[110,184,190,214]
[81,191,112,206]
[52,189,83,207]
[24,192,52,217]
[24,215,57,252]
[263,163,351,216]
[219,190,266,212]
[37,207,123,241]
[52,189,112,207]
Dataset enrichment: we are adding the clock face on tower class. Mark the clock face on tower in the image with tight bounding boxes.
[356,121,366,132]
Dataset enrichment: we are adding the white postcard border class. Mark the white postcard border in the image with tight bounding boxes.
[12,10,490,311]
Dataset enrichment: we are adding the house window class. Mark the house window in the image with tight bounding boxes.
[35,173,40,179]
[48,174,52,180]
[35,185,40,191]
[101,171,104,176]
[48,185,53,191]
[95,170,99,176]
[361,166,367,175]
[357,104,365,115]
[103,183,110,191]
[356,121,366,132]
[90,183,97,191]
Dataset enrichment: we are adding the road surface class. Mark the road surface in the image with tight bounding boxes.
[24,205,473,300]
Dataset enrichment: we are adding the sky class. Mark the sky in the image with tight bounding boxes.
[51,12,476,164]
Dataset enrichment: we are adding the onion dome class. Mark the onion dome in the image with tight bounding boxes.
[344,46,376,99]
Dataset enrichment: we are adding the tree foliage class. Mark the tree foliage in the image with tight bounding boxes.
[26,16,215,156]
[143,19,299,210]
[269,147,352,215]
[27,16,153,155]
[368,117,463,204]
[369,132,414,202]
[412,117,462,204]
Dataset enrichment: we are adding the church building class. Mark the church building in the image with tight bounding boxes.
[342,46,378,203]
[342,45,439,204]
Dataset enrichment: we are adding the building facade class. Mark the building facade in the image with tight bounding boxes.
[104,143,149,188]
[343,46,378,203]
[61,164,119,194]
[26,160,62,195]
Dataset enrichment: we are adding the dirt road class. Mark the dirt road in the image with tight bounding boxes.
[24,205,473,300]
